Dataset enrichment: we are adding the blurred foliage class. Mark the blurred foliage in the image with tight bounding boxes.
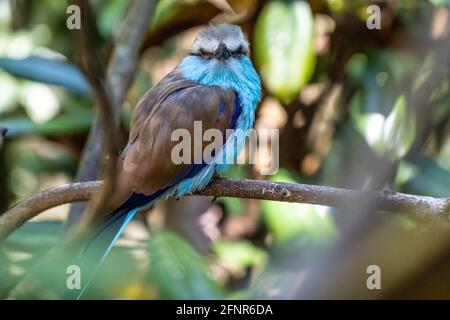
[148,232,224,299]
[254,0,316,103]
[0,56,90,96]
[261,169,336,244]
[1,0,450,299]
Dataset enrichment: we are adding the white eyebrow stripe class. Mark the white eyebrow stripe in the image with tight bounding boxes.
[192,38,219,53]
[192,37,249,54]
[224,37,249,52]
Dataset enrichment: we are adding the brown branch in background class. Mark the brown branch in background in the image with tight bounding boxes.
[140,3,221,53]
[0,128,7,150]
[1,178,449,241]
[139,0,265,54]
[106,0,158,124]
[70,0,118,224]
[67,0,157,224]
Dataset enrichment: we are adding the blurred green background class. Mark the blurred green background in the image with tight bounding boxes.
[1,0,450,299]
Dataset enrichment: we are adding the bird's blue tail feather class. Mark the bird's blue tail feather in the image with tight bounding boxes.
[75,190,166,299]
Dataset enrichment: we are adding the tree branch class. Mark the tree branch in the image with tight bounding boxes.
[1,178,449,241]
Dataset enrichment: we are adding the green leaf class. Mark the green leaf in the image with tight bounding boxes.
[383,95,416,158]
[151,0,202,29]
[346,50,416,114]
[399,156,450,197]
[3,221,61,252]
[148,232,224,299]
[353,111,385,155]
[0,56,90,96]
[0,109,92,137]
[429,0,450,6]
[6,139,76,174]
[213,241,267,270]
[0,73,20,113]
[352,95,416,159]
[86,248,142,299]
[346,51,419,160]
[326,0,345,11]
[261,170,336,243]
[254,0,316,103]
[0,249,19,298]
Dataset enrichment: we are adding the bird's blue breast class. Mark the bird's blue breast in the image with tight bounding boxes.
[179,55,261,111]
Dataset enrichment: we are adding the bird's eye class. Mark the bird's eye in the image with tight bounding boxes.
[200,49,207,56]
[231,47,244,57]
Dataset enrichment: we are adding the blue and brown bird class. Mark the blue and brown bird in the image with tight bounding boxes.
[69,23,261,298]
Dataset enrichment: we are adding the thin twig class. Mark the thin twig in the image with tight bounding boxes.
[1,178,449,241]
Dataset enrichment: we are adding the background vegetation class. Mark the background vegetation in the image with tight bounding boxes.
[1,0,450,299]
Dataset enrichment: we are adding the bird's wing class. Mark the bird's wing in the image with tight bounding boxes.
[127,68,199,145]
[113,69,238,207]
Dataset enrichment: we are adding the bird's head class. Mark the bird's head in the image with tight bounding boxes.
[190,24,249,62]
[180,23,260,101]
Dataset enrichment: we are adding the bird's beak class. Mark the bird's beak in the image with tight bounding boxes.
[214,43,231,60]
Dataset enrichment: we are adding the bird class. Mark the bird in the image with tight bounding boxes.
[68,23,262,298]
